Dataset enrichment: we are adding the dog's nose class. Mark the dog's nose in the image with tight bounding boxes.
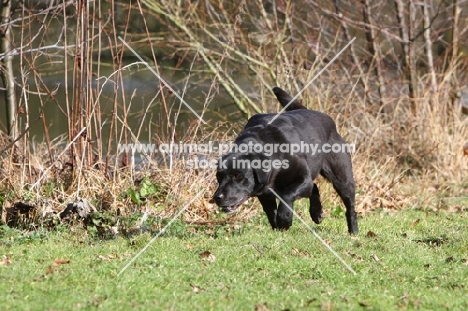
[213,192,224,204]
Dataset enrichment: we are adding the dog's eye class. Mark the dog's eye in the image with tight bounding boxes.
[232,173,242,180]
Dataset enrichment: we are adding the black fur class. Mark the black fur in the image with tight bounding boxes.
[213,87,358,235]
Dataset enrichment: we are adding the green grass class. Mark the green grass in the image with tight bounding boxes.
[1,209,467,310]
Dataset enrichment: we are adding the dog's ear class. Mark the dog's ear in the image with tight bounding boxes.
[252,166,271,195]
[253,166,270,185]
[273,86,307,111]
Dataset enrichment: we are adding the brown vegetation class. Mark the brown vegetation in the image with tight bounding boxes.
[0,0,467,229]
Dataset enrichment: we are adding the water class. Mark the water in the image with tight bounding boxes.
[0,57,247,148]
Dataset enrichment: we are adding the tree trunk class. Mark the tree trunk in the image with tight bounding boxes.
[423,0,437,94]
[407,1,418,113]
[394,0,418,113]
[1,0,16,139]
[361,0,386,108]
[451,0,460,109]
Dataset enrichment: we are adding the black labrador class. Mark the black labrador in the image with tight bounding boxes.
[213,87,358,235]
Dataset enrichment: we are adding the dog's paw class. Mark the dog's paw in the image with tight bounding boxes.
[276,213,293,230]
[310,212,323,224]
[309,203,323,224]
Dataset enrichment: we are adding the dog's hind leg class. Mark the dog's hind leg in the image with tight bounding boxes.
[320,137,359,234]
[309,183,323,224]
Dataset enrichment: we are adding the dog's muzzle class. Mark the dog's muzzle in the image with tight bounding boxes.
[215,196,249,214]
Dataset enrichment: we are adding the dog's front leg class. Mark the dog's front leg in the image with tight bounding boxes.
[276,201,294,230]
[276,181,314,230]
[258,195,278,229]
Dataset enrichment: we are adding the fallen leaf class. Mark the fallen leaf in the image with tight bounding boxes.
[190,284,204,293]
[199,250,211,258]
[232,224,242,230]
[199,250,216,263]
[347,252,364,261]
[36,259,71,280]
[98,254,118,261]
[53,259,70,266]
[45,265,55,276]
[366,231,377,238]
[290,248,310,258]
[254,302,270,311]
[1,255,12,266]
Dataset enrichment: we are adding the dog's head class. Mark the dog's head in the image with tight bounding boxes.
[213,153,270,213]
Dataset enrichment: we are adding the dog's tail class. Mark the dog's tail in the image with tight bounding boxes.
[273,86,307,111]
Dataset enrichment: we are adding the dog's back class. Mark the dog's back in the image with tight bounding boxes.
[238,87,338,144]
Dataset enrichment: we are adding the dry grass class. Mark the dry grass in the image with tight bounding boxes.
[1,82,467,228]
[350,98,468,213]
[1,0,467,229]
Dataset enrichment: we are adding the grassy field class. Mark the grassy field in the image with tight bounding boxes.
[1,208,467,310]
[1,1,467,310]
